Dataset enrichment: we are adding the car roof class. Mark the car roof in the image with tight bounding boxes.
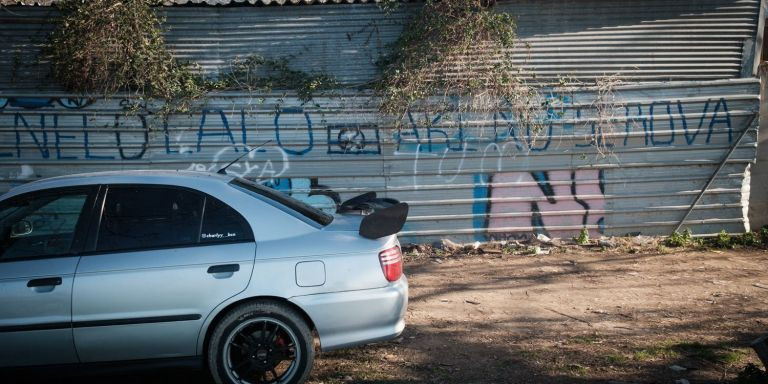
[1,170,236,200]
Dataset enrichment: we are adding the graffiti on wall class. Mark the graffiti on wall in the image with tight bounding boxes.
[261,177,340,214]
[473,170,605,241]
[0,94,746,240]
[185,145,291,180]
[0,96,737,162]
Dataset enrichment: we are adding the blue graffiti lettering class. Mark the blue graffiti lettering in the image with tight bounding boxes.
[0,96,738,161]
[114,114,148,160]
[56,98,93,110]
[451,114,477,152]
[396,112,429,153]
[10,98,54,109]
[83,114,114,160]
[495,109,554,152]
[53,115,78,160]
[399,112,475,153]
[494,112,524,150]
[678,100,711,145]
[528,122,552,152]
[14,113,50,159]
[197,109,238,153]
[624,106,632,146]
[239,110,248,152]
[707,98,732,144]
[164,119,179,155]
[472,174,490,242]
[274,107,313,156]
[575,107,615,149]
[649,101,675,146]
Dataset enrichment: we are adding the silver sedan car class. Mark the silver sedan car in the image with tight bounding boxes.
[0,170,408,384]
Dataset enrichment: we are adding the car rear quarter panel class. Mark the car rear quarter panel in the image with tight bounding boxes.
[196,232,400,354]
[252,232,395,295]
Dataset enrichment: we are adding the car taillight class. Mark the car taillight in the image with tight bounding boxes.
[378,246,403,282]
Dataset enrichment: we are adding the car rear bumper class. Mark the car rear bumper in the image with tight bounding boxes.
[289,276,408,352]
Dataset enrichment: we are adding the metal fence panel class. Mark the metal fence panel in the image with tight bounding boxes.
[0,0,760,89]
[0,0,761,242]
[0,79,760,242]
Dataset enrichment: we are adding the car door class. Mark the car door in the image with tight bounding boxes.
[72,184,256,362]
[0,187,97,367]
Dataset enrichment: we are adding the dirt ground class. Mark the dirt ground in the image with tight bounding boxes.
[10,245,768,384]
[308,245,768,384]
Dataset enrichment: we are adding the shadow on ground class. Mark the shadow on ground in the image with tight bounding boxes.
[7,248,768,384]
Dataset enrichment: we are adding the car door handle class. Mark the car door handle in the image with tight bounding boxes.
[27,277,62,288]
[207,264,240,274]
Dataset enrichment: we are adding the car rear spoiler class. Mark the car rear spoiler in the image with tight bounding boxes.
[338,192,409,240]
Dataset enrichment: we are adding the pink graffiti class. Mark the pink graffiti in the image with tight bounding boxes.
[487,170,605,239]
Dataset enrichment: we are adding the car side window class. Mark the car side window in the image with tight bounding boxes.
[0,192,89,260]
[200,196,254,243]
[97,186,204,252]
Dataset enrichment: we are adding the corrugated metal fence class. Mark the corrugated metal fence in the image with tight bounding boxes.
[1,0,761,89]
[0,0,762,242]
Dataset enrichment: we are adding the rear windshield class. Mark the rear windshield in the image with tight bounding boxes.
[229,178,334,226]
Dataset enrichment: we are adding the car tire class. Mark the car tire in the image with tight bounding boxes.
[207,301,314,384]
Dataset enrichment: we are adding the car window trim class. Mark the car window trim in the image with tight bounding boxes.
[0,185,99,264]
[84,183,255,256]
[84,183,108,252]
[77,239,256,258]
[229,179,334,226]
[198,195,208,243]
